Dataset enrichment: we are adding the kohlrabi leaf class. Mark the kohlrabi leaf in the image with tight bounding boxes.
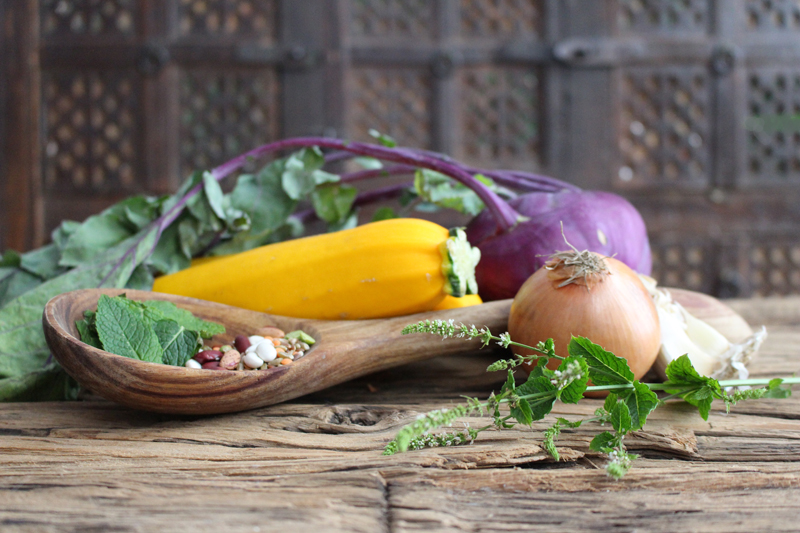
[149,221,190,275]
[568,336,634,386]
[58,204,139,268]
[311,184,357,224]
[371,207,397,221]
[0,362,79,402]
[20,244,66,280]
[281,147,338,200]
[0,268,42,308]
[414,169,486,216]
[368,129,397,147]
[0,229,158,378]
[95,294,162,363]
[230,159,297,235]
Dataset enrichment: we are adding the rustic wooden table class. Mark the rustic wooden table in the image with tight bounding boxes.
[2,297,799,532]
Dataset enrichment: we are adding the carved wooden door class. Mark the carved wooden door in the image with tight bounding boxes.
[2,0,800,298]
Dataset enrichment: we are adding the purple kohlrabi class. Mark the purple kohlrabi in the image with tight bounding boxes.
[465,190,652,301]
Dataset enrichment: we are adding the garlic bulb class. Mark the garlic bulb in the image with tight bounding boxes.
[638,275,766,381]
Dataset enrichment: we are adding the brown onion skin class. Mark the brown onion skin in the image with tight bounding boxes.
[508,255,660,388]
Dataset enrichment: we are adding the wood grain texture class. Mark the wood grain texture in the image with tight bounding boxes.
[4,295,798,532]
[43,289,511,415]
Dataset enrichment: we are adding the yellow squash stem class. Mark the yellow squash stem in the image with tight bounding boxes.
[153,219,480,320]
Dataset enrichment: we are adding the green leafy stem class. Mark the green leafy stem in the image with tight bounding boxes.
[385,319,796,480]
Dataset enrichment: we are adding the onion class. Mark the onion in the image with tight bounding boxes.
[508,248,660,381]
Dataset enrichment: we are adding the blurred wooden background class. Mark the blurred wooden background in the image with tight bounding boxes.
[2,0,800,298]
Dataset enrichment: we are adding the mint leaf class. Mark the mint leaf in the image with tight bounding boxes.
[527,357,553,380]
[590,431,616,452]
[618,380,659,430]
[664,354,712,387]
[557,356,589,404]
[140,300,224,338]
[95,295,162,363]
[604,392,619,413]
[154,320,200,366]
[516,375,557,421]
[76,316,102,350]
[568,336,634,386]
[510,398,533,426]
[765,378,792,399]
[664,355,723,421]
[543,417,583,461]
[500,369,515,395]
[610,401,632,434]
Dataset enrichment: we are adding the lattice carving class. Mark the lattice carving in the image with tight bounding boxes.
[650,241,709,292]
[746,70,800,182]
[748,242,800,296]
[178,0,278,42]
[347,69,431,148]
[618,0,709,33]
[460,0,541,38]
[41,0,136,38]
[350,0,434,39]
[180,70,280,174]
[618,68,710,186]
[43,70,140,191]
[745,0,800,30]
[459,67,539,168]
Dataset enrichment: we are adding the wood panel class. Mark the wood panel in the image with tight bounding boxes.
[1,296,800,531]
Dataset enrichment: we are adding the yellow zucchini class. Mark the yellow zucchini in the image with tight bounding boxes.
[432,293,483,311]
[153,218,480,320]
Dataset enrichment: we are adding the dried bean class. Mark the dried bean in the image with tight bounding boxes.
[194,350,222,364]
[257,326,285,338]
[219,349,241,370]
[202,361,222,370]
[234,335,251,353]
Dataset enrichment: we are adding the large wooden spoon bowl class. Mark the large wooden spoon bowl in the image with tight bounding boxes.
[43,289,511,415]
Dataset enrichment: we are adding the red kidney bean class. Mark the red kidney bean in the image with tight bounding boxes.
[234,335,251,353]
[202,361,222,370]
[194,350,222,364]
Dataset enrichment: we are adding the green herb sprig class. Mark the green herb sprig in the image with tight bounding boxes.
[385,319,797,479]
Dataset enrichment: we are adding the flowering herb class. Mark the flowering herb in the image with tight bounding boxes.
[385,320,798,479]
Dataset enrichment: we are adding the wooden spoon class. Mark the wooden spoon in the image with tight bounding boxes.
[43,288,753,415]
[43,288,511,415]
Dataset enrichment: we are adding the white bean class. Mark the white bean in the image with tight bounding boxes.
[248,335,266,347]
[185,359,202,369]
[243,352,265,369]
[255,341,277,362]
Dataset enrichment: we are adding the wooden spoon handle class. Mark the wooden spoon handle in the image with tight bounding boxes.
[306,299,512,377]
